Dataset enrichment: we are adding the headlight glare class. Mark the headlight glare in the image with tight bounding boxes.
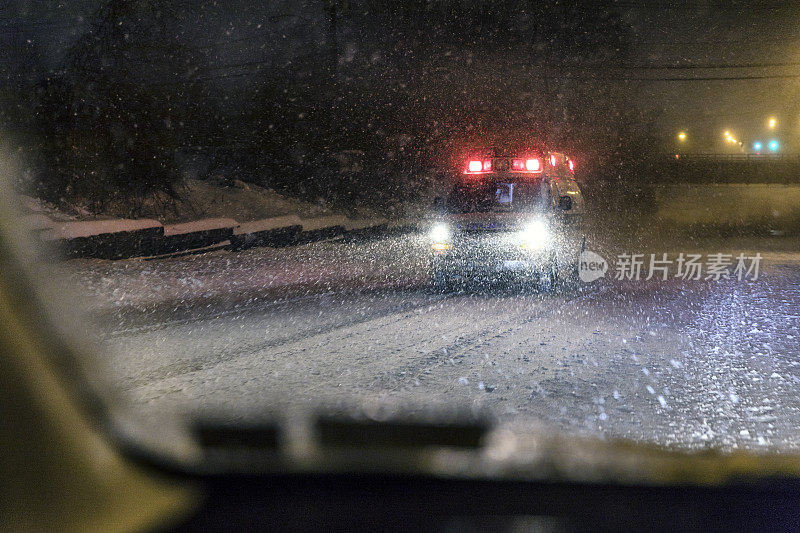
[519,219,549,249]
[430,223,451,243]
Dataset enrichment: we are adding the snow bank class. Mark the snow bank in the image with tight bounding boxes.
[234,215,303,235]
[345,217,388,232]
[68,232,428,316]
[22,213,56,232]
[174,180,333,223]
[301,215,349,232]
[163,218,237,237]
[42,219,162,241]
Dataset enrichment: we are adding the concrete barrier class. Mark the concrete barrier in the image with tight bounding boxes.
[654,184,800,233]
[230,215,303,250]
[158,218,237,254]
[341,217,389,240]
[385,218,420,234]
[345,217,388,231]
[41,219,163,259]
[298,215,348,243]
[43,211,405,260]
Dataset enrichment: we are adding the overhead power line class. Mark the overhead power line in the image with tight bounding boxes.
[0,17,85,29]
[200,68,800,83]
[583,60,800,70]
[607,0,790,9]
[633,35,799,46]
[202,56,800,76]
[558,73,800,81]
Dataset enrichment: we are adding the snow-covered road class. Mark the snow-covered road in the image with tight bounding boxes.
[67,232,800,453]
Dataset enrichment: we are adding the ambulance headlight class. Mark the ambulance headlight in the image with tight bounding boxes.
[429,223,451,243]
[519,219,549,249]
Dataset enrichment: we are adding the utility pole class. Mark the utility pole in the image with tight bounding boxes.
[322,0,339,83]
[321,0,340,135]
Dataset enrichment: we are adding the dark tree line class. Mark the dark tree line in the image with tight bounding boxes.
[27,0,212,212]
[19,0,656,214]
[237,0,647,207]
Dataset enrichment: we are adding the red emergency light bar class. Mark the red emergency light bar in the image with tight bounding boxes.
[511,158,542,172]
[465,159,492,174]
[464,156,543,175]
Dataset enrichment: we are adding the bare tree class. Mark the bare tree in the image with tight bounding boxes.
[33,0,212,211]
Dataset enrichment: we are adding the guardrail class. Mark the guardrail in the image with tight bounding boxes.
[230,215,303,250]
[159,218,237,255]
[40,219,164,260]
[297,215,349,243]
[32,214,399,260]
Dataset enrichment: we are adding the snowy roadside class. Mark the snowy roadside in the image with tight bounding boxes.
[62,225,800,322]
[64,234,431,323]
[21,179,343,224]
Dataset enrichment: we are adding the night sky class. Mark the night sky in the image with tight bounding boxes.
[4,0,800,153]
[624,2,800,152]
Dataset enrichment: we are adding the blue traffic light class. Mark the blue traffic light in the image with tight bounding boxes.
[768,140,779,152]
[753,141,762,152]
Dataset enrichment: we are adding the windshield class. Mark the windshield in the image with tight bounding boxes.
[447,182,544,213]
[6,0,800,471]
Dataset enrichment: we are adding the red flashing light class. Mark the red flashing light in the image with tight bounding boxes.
[568,159,574,172]
[511,157,543,173]
[465,159,493,174]
[549,154,557,167]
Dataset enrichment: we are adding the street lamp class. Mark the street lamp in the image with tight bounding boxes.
[768,139,779,151]
[768,117,777,129]
[723,130,738,144]
[677,131,687,141]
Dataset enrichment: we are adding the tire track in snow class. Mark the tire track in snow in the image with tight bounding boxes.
[114,290,448,389]
[129,284,607,408]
